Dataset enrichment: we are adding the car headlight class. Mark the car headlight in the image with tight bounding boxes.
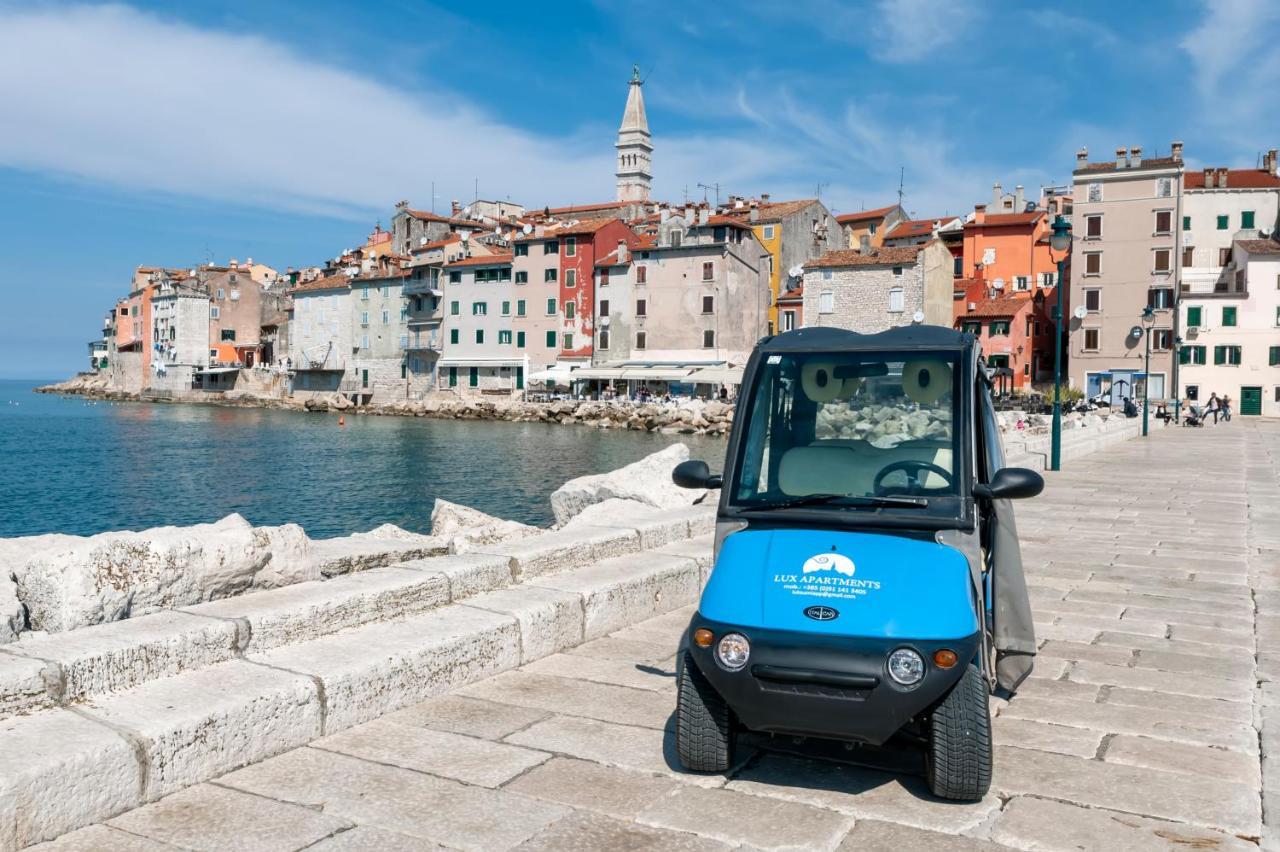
[716,633,750,671]
[888,648,925,685]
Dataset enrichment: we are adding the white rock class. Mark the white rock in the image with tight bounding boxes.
[429,499,537,555]
[1,571,21,643]
[549,444,703,525]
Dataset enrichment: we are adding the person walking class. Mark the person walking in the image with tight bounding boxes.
[1206,392,1221,424]
[1221,394,1232,422]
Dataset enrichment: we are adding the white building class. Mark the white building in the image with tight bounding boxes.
[1180,156,1280,295]
[288,274,352,398]
[149,279,209,392]
[1178,237,1280,417]
[438,252,527,393]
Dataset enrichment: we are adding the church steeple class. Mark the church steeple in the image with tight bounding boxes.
[616,66,652,202]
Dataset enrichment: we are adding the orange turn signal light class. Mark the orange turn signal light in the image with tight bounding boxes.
[933,649,958,669]
[693,628,715,648]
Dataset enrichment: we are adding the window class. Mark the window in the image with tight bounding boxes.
[1243,211,1256,229]
[636,265,647,284]
[546,298,557,315]
[962,321,981,336]
[450,301,460,316]
[1179,346,1206,365]
[517,299,526,316]
[562,333,573,350]
[892,266,903,277]
[1153,329,1173,350]
[564,237,576,257]
[498,330,512,345]
[782,310,796,331]
[670,231,682,248]
[888,287,905,312]
[763,225,776,239]
[1156,178,1173,198]
[636,298,647,317]
[599,268,609,286]
[1276,305,1280,326]
[469,367,478,388]
[636,331,647,349]
[1040,272,1056,287]
[544,240,559,255]
[1148,287,1173,309]
[598,329,610,350]
[1213,345,1242,365]
[1217,215,1229,230]
[703,261,714,281]
[703,329,715,349]
[599,299,609,316]
[382,285,390,298]
[1015,276,1029,291]
[1183,215,1191,230]
[1186,306,1203,327]
[1087,182,1102,202]
[210,306,220,319]
[517,331,525,348]
[564,301,575,319]
[1153,249,1171,273]
[501,301,510,316]
[450,329,459,344]
[953,256,963,276]
[382,309,389,324]
[449,271,461,283]
[1154,210,1172,234]
[120,307,128,316]
[1083,328,1100,350]
[1219,248,1231,266]
[544,269,557,283]
[360,334,370,350]
[361,311,370,325]
[1183,247,1195,267]
[1085,252,1101,275]
[514,243,529,257]
[220,329,236,342]
[216,288,225,300]
[472,302,487,316]
[448,366,457,387]
[1223,306,1237,326]
[713,226,726,242]
[990,320,1011,336]
[818,291,834,314]
[701,295,715,314]
[868,223,878,235]
[475,329,484,344]
[1270,346,1280,366]
[1085,214,1102,238]
[565,269,577,288]
[545,330,556,347]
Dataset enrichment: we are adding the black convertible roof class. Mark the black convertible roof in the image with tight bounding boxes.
[758,324,974,353]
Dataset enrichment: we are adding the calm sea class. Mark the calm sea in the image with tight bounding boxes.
[0,380,724,538]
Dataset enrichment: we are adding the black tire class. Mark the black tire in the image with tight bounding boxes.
[926,663,992,801]
[675,652,733,772]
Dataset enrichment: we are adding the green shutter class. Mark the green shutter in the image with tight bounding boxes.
[1269,346,1280,367]
[1217,215,1229,230]
[1186,306,1202,327]
[450,329,459,344]
[516,366,524,390]
[1214,346,1225,365]
[448,367,457,387]
[476,330,484,344]
[1194,346,1206,365]
[1223,306,1237,326]
[1242,211,1255,229]
[1182,216,1190,230]
[517,299,526,316]
[1178,347,1191,365]
[469,367,478,387]
[546,330,556,347]
[517,331,525,348]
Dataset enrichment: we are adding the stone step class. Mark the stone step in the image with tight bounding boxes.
[0,539,708,850]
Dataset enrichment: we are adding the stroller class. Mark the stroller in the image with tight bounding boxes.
[1183,404,1205,427]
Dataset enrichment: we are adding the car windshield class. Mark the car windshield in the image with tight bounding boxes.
[731,351,963,513]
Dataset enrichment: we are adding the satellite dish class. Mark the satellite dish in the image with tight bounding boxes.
[1073,305,1087,320]
[1130,325,1144,339]
[788,264,804,278]
[912,310,925,323]
[419,237,428,246]
[522,223,533,235]
[462,206,472,218]
[991,278,1005,290]
[459,231,470,242]
[600,317,610,327]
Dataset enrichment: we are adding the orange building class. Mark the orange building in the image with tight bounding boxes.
[953,205,1066,389]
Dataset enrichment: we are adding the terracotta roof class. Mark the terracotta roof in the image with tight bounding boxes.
[289,274,350,294]
[411,234,462,253]
[553,217,626,237]
[742,198,818,223]
[702,215,755,230]
[445,253,513,268]
[538,201,632,217]
[1238,238,1280,255]
[633,233,658,250]
[1075,156,1180,174]
[958,296,1034,319]
[350,265,409,282]
[777,284,804,302]
[884,218,949,240]
[968,211,1044,228]
[403,210,488,229]
[806,246,920,269]
[835,204,900,225]
[1185,169,1280,189]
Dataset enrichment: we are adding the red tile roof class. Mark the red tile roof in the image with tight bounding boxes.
[701,214,755,229]
[1185,169,1280,189]
[445,253,513,268]
[1075,156,1180,174]
[884,218,947,240]
[968,211,1044,228]
[1238,237,1280,255]
[835,204,900,225]
[537,201,632,217]
[806,246,921,269]
[289,274,350,294]
[411,234,462,253]
[404,210,488,229]
[728,198,818,224]
[958,296,1034,319]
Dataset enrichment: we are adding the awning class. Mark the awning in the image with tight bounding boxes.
[619,367,695,381]
[195,367,240,376]
[437,356,525,367]
[567,367,628,381]
[686,366,744,385]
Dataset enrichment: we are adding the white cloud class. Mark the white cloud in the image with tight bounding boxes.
[869,0,977,63]
[1180,0,1280,148]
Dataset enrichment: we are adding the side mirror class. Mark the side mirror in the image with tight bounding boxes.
[673,459,723,490]
[974,467,1044,501]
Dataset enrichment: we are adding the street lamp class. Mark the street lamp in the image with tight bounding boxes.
[1129,305,1156,436]
[1046,214,1073,471]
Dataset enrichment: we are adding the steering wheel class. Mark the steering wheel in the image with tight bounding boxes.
[872,460,954,496]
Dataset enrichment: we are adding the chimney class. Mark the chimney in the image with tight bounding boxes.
[616,240,629,265]
[1268,149,1278,176]
[699,208,710,226]
[1218,167,1229,188]
[451,199,461,216]
[1116,147,1128,169]
[230,258,239,269]
[685,205,695,221]
[749,207,760,223]
[1171,141,1184,162]
[1129,146,1142,168]
[1204,167,1215,189]
[1015,185,1025,211]
[761,193,771,203]
[974,203,987,225]
[992,182,1003,207]
[1076,148,1089,167]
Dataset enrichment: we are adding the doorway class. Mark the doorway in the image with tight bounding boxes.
[1240,386,1262,416]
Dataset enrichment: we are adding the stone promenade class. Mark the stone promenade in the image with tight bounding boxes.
[36,420,1280,851]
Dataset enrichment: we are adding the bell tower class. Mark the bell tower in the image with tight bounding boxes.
[616,66,653,202]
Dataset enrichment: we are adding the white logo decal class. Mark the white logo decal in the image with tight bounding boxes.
[802,553,855,576]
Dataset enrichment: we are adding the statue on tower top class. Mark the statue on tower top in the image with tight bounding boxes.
[632,64,641,83]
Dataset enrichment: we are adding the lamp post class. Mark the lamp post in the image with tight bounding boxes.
[1130,306,1156,436]
[1047,215,1073,471]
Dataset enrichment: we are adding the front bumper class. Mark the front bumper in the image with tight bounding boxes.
[685,613,981,746]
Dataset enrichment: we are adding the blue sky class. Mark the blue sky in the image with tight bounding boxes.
[2,0,1278,379]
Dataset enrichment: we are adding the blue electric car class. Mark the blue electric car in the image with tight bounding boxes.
[671,325,1042,800]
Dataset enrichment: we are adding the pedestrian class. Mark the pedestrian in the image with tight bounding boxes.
[1222,394,1232,421]
[1206,392,1220,424]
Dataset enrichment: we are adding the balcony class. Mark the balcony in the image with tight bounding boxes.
[404,277,443,296]
[1180,266,1247,299]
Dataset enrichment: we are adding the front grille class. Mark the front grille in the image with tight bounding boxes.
[756,678,870,701]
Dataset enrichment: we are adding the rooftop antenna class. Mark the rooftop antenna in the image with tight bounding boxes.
[697,182,721,205]
[815,181,829,199]
[897,167,906,207]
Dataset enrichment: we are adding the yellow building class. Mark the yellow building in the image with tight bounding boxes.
[835,204,906,251]
[735,198,843,333]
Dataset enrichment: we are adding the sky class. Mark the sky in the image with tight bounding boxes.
[2,0,1278,379]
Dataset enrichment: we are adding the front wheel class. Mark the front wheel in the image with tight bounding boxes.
[925,663,992,801]
[675,652,733,772]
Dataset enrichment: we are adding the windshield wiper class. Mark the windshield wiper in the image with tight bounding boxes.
[737,493,929,511]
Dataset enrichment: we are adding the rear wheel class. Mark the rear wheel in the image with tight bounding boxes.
[675,652,733,772]
[925,663,992,800]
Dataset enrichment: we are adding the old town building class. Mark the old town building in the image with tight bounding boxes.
[802,242,954,333]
